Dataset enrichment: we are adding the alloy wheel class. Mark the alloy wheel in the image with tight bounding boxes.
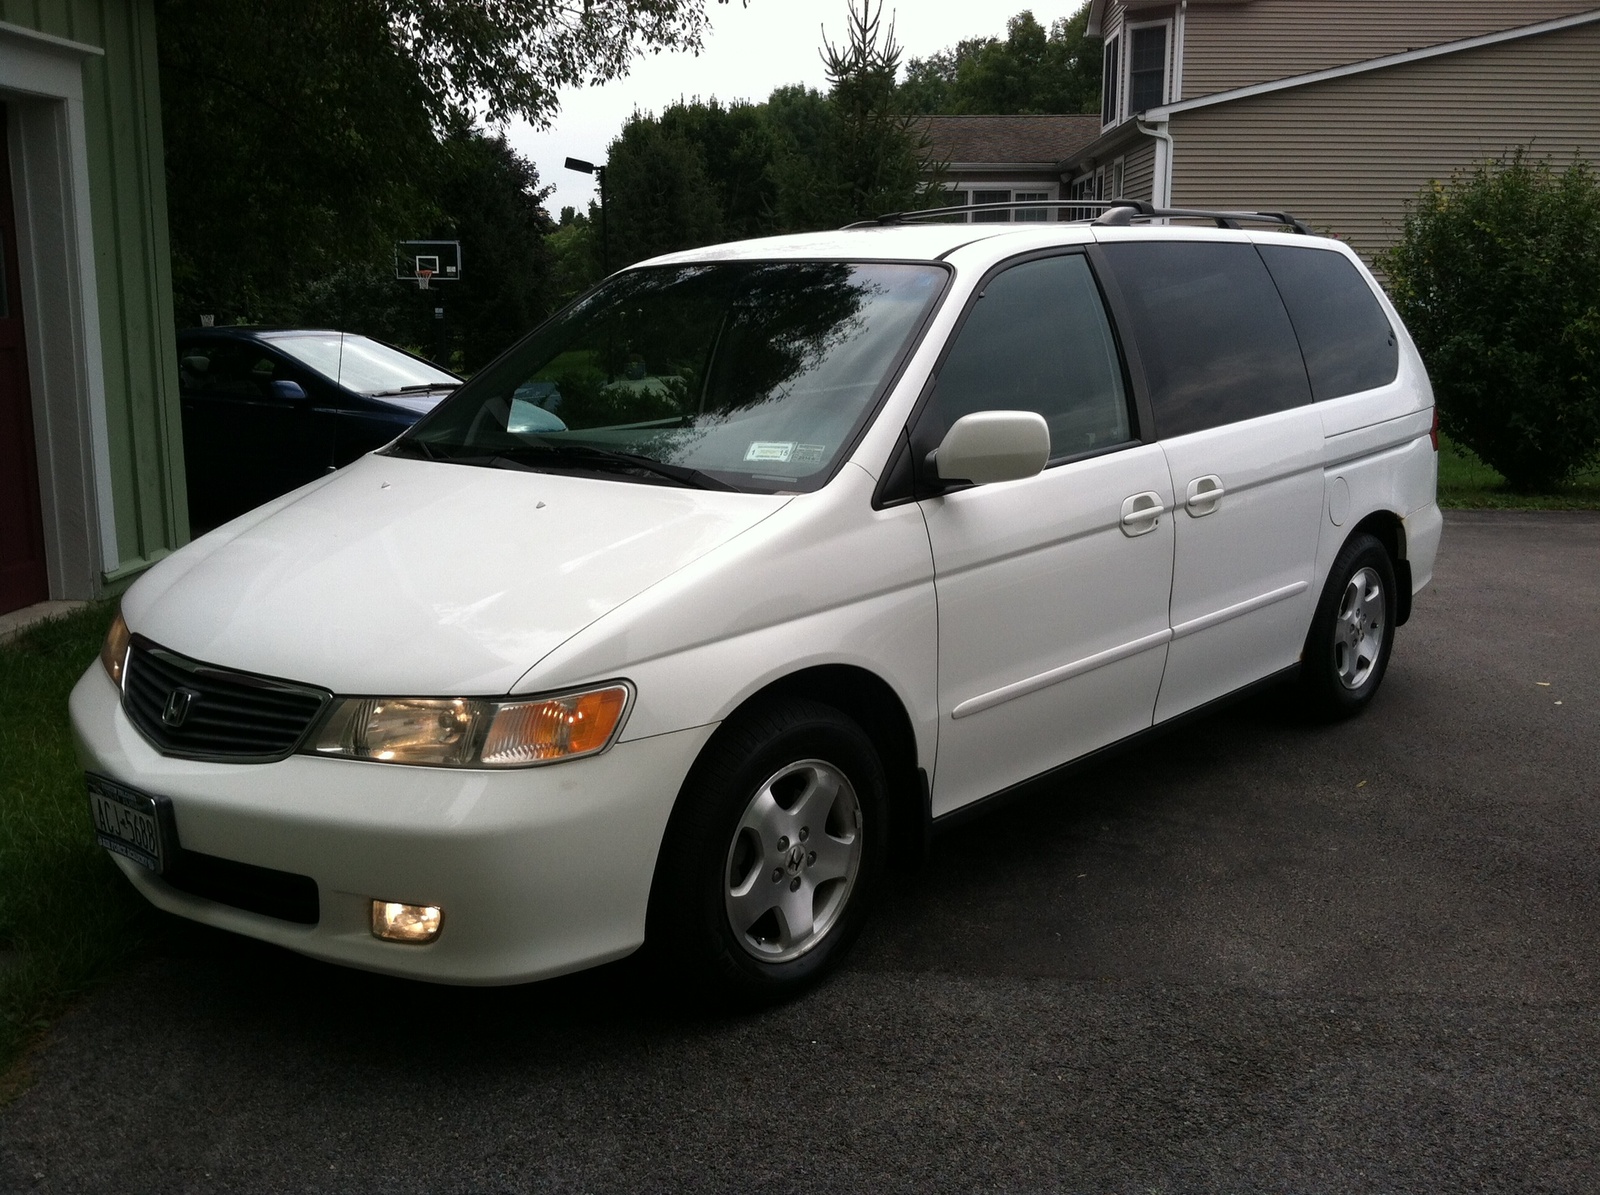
[1335,566,1385,690]
[723,758,863,963]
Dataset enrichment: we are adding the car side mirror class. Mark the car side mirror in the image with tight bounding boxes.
[270,379,308,401]
[927,410,1050,486]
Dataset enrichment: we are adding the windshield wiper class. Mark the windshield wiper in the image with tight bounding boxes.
[502,442,737,491]
[372,382,457,396]
[388,438,736,490]
[384,437,441,460]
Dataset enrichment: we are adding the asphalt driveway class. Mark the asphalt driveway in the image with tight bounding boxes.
[3,510,1598,1193]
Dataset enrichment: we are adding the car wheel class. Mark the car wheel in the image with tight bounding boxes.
[1299,532,1398,720]
[648,697,888,1005]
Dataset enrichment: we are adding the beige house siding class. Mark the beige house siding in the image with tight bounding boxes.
[1119,140,1157,202]
[1167,18,1600,263]
[1180,0,1600,99]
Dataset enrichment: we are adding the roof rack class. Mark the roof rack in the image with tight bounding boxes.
[843,199,1313,235]
[1092,200,1314,234]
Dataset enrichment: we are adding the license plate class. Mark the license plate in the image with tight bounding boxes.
[87,775,166,873]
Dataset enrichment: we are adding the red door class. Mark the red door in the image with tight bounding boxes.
[0,106,49,615]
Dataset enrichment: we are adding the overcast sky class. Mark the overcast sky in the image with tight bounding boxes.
[509,0,1090,217]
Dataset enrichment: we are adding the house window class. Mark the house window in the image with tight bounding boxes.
[1128,24,1169,114]
[939,189,970,222]
[1112,158,1125,200]
[1014,191,1050,222]
[972,189,1012,222]
[1068,178,1091,221]
[1101,35,1121,125]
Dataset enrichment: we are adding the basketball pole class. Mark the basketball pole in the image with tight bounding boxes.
[597,163,608,275]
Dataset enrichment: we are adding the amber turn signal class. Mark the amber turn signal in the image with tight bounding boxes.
[481,685,631,766]
[100,611,131,686]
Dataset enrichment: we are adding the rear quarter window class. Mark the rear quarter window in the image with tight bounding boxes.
[1257,244,1399,401]
[1100,241,1312,438]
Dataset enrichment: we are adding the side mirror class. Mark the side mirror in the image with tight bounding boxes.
[270,379,308,401]
[928,410,1050,486]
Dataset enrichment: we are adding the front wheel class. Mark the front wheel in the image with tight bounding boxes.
[1299,532,1398,720]
[647,698,888,1005]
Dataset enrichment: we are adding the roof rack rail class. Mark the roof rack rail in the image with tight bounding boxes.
[843,198,1313,235]
[1091,200,1314,234]
[844,199,1122,228]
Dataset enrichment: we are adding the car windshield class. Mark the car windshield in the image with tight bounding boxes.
[387,260,947,492]
[266,332,458,395]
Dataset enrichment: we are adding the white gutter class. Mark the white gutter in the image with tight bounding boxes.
[1145,6,1600,120]
[1136,117,1173,207]
[1172,0,1187,102]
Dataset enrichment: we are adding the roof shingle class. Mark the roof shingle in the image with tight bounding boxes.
[912,114,1103,165]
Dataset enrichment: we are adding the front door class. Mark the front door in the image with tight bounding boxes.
[915,252,1175,816]
[179,340,329,529]
[0,108,49,616]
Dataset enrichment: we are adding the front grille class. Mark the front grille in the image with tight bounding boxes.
[164,848,320,924]
[122,637,330,762]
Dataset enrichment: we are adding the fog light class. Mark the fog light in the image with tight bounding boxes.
[371,900,443,944]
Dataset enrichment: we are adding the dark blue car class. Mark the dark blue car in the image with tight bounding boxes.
[177,328,459,530]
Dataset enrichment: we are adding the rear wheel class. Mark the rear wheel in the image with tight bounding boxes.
[1299,532,1397,720]
[648,698,888,1004]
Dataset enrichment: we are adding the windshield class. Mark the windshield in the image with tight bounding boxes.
[267,332,459,395]
[388,261,947,492]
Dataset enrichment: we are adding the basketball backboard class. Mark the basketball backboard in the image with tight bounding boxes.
[396,240,462,287]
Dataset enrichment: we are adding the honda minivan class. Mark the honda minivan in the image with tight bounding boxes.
[73,204,1442,1001]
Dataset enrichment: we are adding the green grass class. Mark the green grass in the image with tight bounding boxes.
[1438,434,1600,509]
[1,603,158,1091]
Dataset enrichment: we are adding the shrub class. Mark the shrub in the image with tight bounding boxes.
[1380,150,1600,491]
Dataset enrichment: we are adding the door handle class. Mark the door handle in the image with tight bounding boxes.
[1120,491,1166,537]
[1185,474,1225,517]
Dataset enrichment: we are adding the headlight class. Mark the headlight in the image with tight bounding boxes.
[306,683,632,768]
[100,611,130,686]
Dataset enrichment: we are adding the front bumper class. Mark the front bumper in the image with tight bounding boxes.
[69,665,715,985]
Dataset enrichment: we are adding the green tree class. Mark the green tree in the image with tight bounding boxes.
[289,123,556,371]
[816,0,932,222]
[157,0,733,331]
[901,7,1101,116]
[658,100,783,240]
[158,0,437,325]
[427,120,557,370]
[595,2,943,266]
[604,114,727,268]
[548,206,603,304]
[1380,151,1600,491]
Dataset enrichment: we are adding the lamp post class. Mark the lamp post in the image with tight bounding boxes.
[564,156,608,275]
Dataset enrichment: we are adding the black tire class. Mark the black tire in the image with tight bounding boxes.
[647,697,889,1005]
[1299,532,1398,721]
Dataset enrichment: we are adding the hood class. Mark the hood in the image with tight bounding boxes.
[124,454,789,695]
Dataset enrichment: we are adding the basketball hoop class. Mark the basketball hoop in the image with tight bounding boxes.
[417,267,435,291]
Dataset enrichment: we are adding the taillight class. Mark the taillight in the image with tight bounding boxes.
[1429,406,1439,451]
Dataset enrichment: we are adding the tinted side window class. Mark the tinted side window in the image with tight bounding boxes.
[179,343,275,398]
[1258,244,1399,401]
[1101,242,1312,437]
[925,254,1131,460]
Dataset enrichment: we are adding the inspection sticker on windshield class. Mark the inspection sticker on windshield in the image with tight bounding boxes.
[791,443,826,465]
[744,441,795,463]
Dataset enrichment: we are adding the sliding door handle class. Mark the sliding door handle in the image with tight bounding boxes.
[1185,474,1225,516]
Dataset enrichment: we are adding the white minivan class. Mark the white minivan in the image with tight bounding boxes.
[73,205,1442,1001]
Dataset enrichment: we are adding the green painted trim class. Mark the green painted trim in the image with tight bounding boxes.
[100,546,171,590]
[0,16,103,54]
